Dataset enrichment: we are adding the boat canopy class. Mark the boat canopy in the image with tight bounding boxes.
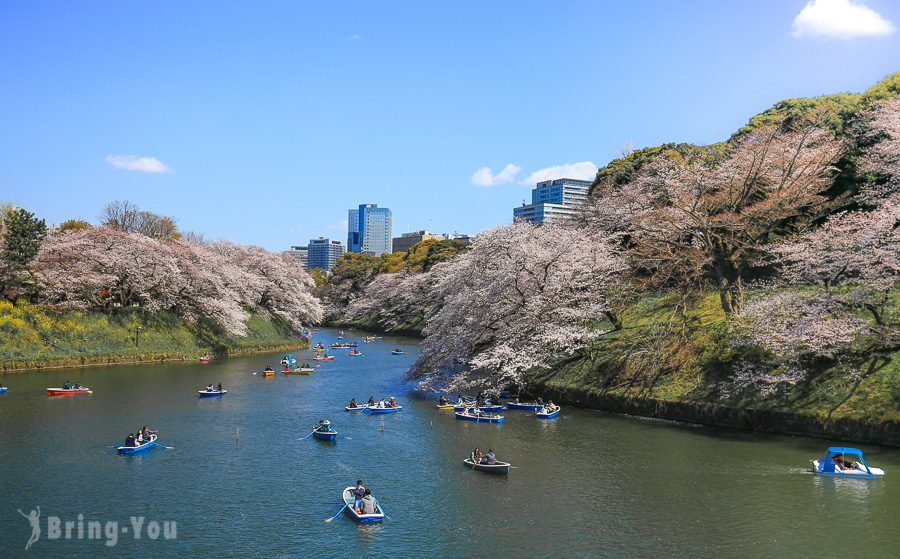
[818,447,872,474]
[828,446,863,455]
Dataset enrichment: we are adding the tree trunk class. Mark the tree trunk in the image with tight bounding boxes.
[604,311,622,331]
[718,277,734,315]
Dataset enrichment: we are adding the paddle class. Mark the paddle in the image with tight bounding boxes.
[151,441,174,449]
[372,496,390,520]
[299,428,317,441]
[324,502,349,523]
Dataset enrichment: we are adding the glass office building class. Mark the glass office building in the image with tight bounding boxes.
[306,237,345,270]
[347,204,392,256]
[513,178,591,224]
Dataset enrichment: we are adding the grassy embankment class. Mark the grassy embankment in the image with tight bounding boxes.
[530,289,898,443]
[0,300,309,371]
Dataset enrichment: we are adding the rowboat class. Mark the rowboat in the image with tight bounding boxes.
[454,404,504,413]
[285,367,314,375]
[364,406,402,414]
[47,387,92,396]
[506,401,543,411]
[313,348,326,353]
[455,410,504,424]
[0,387,8,394]
[435,403,455,410]
[536,406,560,419]
[342,487,385,523]
[391,350,405,355]
[812,447,885,479]
[198,389,227,397]
[260,370,276,377]
[117,434,157,454]
[463,458,511,474]
[349,351,363,356]
[314,355,334,361]
[199,357,210,363]
[312,425,338,441]
[345,405,369,412]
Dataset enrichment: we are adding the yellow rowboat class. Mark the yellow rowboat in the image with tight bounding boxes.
[285,368,313,375]
[435,403,455,410]
[313,348,326,353]
[261,370,276,377]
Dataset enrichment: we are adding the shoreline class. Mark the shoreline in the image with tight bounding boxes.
[532,383,900,448]
[0,340,311,374]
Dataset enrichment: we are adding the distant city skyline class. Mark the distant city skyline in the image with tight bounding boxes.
[2,1,898,250]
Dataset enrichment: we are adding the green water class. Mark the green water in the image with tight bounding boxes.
[0,328,897,558]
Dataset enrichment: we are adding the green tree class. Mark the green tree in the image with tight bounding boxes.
[2,208,47,269]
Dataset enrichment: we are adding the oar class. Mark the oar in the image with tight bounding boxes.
[372,496,390,520]
[152,441,174,449]
[299,429,317,441]
[324,502,349,523]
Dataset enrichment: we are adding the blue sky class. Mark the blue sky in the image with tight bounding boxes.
[1,0,898,250]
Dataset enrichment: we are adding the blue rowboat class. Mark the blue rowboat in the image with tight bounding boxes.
[0,387,8,394]
[312,428,338,441]
[117,435,157,454]
[342,487,385,523]
[455,411,504,424]
[506,401,543,411]
[812,447,885,479]
[536,406,560,419]
[391,350,405,355]
[198,389,227,397]
[454,404,504,413]
[365,406,402,414]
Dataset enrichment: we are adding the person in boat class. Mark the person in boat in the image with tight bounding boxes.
[124,433,137,447]
[367,396,375,406]
[264,365,274,372]
[63,380,71,390]
[140,425,155,440]
[545,401,557,412]
[389,396,397,408]
[439,395,448,405]
[483,449,496,465]
[360,489,377,515]
[471,448,483,464]
[350,397,358,408]
[207,384,214,392]
[217,382,223,392]
[353,480,365,510]
[537,397,544,406]
[832,454,855,470]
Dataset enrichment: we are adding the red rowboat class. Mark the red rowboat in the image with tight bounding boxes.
[47,387,93,396]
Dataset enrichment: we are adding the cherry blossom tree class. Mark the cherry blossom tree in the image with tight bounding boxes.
[587,123,845,314]
[34,227,322,336]
[857,97,900,206]
[344,268,440,332]
[408,222,626,391]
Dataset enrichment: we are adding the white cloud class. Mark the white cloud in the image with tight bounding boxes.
[350,34,362,40]
[792,0,894,39]
[470,163,521,187]
[521,161,598,185]
[105,154,172,173]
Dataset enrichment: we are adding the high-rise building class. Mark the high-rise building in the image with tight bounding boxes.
[306,237,345,270]
[513,178,591,224]
[347,208,360,253]
[347,204,392,256]
[284,245,309,269]
[392,230,443,253]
